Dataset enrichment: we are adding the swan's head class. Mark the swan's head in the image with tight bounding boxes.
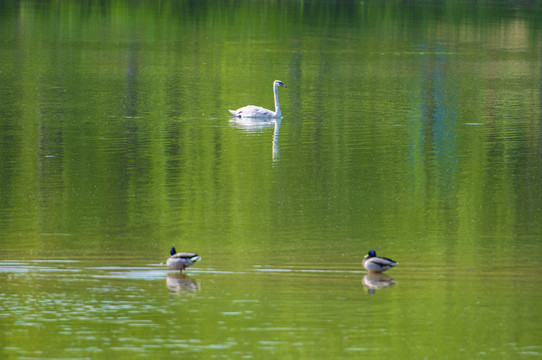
[274,80,287,88]
[367,250,377,258]
[170,247,177,256]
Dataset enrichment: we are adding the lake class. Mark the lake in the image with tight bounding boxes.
[1,0,542,358]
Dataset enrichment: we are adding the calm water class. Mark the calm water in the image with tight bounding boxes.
[1,0,542,358]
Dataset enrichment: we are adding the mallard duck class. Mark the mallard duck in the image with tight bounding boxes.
[166,247,201,272]
[363,250,397,273]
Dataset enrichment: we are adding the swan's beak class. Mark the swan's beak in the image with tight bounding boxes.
[280,84,287,88]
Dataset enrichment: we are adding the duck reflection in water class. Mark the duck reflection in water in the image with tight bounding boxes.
[362,273,396,294]
[167,273,199,293]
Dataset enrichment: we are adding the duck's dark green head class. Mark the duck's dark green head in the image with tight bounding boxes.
[368,250,376,258]
[170,247,177,256]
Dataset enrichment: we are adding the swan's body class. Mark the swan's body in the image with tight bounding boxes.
[362,250,397,273]
[229,80,286,118]
[166,247,201,272]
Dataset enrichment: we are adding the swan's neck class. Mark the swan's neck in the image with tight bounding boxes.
[273,84,281,117]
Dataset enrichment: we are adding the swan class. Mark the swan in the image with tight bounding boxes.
[229,80,287,118]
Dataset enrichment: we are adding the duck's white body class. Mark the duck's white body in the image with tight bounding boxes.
[362,250,397,273]
[229,80,286,118]
[167,247,201,272]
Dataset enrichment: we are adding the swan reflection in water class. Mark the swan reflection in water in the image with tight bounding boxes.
[362,273,396,295]
[167,273,199,293]
[230,118,282,161]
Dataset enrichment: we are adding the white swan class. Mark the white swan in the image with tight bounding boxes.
[229,80,287,118]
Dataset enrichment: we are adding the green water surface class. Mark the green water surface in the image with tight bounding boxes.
[1,0,542,359]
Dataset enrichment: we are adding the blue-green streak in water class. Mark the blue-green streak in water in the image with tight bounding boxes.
[1,0,542,359]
